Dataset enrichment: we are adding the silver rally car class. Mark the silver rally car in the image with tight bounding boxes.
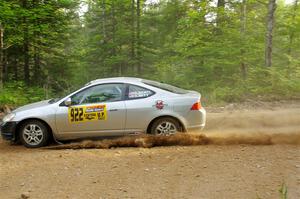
[1,77,206,148]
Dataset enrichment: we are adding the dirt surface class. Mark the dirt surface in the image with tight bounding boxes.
[1,101,300,199]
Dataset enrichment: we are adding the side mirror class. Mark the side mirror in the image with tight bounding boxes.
[64,98,72,107]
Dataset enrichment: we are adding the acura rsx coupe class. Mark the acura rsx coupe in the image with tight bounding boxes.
[1,77,206,148]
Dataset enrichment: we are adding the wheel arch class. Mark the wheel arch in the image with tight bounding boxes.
[146,115,187,134]
[15,118,54,142]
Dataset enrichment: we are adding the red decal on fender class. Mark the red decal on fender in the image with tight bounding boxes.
[156,100,164,110]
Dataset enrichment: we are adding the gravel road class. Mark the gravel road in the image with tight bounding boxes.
[0,101,299,199]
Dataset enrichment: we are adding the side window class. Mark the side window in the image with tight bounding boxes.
[71,84,124,105]
[127,85,154,100]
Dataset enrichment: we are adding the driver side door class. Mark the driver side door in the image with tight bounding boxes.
[55,83,126,139]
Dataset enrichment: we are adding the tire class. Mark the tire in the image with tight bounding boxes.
[19,120,50,148]
[150,117,181,136]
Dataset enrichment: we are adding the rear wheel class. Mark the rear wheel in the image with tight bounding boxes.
[150,117,180,136]
[19,120,50,148]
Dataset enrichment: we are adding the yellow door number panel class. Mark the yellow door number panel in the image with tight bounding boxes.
[68,105,107,123]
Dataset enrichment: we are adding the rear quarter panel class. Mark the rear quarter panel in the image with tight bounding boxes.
[124,93,187,132]
[171,93,206,129]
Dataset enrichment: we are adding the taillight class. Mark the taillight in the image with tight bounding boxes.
[191,101,202,110]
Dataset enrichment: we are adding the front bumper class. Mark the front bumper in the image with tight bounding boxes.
[0,122,18,141]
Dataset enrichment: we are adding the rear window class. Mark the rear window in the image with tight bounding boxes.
[142,80,189,94]
[127,85,154,99]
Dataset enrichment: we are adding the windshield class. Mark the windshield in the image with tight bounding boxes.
[48,85,86,104]
[142,80,188,94]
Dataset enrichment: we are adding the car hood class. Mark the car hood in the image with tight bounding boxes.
[14,100,51,113]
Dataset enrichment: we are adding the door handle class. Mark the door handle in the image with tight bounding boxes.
[109,109,118,112]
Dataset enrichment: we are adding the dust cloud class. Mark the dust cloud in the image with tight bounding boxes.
[47,131,300,150]
[47,107,300,150]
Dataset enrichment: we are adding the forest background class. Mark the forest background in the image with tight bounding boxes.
[0,0,299,106]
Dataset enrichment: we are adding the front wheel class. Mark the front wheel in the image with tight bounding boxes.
[150,117,181,136]
[19,120,50,148]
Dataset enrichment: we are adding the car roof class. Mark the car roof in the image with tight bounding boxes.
[86,77,143,86]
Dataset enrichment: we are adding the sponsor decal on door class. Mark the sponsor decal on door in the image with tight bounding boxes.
[68,105,107,123]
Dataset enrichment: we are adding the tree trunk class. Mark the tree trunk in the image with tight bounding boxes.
[136,0,141,75]
[265,0,276,67]
[0,23,3,89]
[131,0,135,67]
[33,0,41,85]
[33,45,40,85]
[23,0,30,84]
[13,56,18,80]
[240,0,247,79]
[23,30,30,84]
[111,0,120,75]
[102,0,106,42]
[216,0,225,28]
[287,0,298,58]
[217,0,225,7]
[101,0,107,72]
[3,47,7,82]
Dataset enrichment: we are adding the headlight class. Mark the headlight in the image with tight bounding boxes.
[2,113,16,123]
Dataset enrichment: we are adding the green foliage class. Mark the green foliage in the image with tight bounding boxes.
[201,67,300,103]
[0,82,49,106]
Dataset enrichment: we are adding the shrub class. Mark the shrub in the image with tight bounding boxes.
[0,81,50,107]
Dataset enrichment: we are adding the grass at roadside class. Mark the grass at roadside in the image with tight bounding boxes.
[279,182,288,199]
[256,183,288,199]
